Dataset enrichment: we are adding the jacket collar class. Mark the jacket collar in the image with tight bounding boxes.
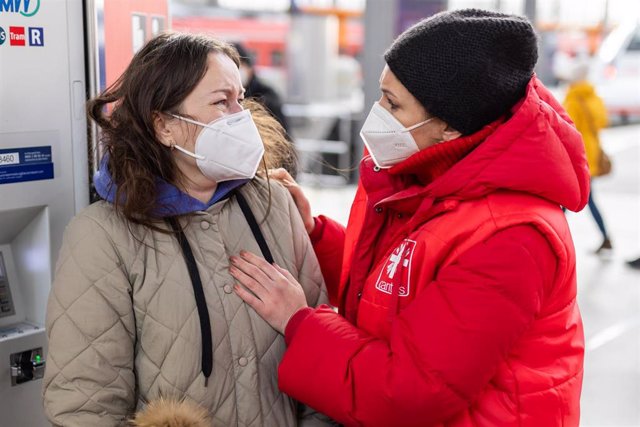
[359,121,497,214]
[389,120,498,184]
[93,156,248,217]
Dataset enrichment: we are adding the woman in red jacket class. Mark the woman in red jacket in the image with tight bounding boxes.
[230,9,589,427]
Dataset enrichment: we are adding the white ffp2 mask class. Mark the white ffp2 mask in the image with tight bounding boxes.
[360,102,433,169]
[170,109,265,182]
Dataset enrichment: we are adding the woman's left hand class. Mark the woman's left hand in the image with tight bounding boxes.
[230,251,308,334]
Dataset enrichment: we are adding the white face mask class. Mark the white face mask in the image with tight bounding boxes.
[360,102,433,169]
[170,109,265,182]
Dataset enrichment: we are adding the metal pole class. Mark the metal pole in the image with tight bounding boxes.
[84,0,102,189]
[523,0,536,23]
[359,0,398,176]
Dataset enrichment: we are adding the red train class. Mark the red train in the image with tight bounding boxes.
[171,15,364,69]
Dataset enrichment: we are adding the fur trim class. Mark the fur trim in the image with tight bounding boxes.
[130,397,211,427]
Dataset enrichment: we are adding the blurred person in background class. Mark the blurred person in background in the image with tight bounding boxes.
[234,42,290,133]
[562,58,613,254]
[43,32,332,426]
[229,9,588,427]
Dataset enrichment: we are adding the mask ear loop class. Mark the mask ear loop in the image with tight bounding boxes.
[170,113,205,127]
[172,143,206,160]
[370,102,434,134]
[166,114,207,160]
[401,117,434,133]
[362,117,433,137]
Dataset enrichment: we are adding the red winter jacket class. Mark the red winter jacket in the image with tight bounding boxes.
[281,77,589,427]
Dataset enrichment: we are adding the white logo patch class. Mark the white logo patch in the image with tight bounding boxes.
[375,239,416,297]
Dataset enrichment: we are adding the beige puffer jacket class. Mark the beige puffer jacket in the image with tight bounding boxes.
[43,178,331,427]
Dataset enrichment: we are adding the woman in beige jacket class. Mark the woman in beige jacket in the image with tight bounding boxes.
[43,32,331,427]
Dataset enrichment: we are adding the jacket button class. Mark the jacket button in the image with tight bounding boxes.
[397,213,403,219]
[223,284,233,294]
[375,207,383,213]
[238,357,248,367]
[200,220,210,230]
[357,292,362,299]
[373,166,381,172]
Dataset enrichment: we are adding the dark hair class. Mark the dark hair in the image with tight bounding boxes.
[88,32,239,228]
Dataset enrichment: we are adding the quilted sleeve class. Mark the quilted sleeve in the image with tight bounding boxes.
[279,225,554,426]
[43,212,136,427]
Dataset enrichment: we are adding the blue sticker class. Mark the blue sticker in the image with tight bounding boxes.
[0,146,54,184]
[28,27,43,46]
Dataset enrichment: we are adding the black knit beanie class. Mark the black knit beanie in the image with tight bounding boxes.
[384,9,538,135]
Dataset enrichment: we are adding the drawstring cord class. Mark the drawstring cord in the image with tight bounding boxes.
[167,217,213,386]
[165,189,274,387]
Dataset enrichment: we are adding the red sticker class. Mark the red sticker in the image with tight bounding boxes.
[9,27,25,46]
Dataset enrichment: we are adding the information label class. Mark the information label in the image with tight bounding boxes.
[0,146,54,184]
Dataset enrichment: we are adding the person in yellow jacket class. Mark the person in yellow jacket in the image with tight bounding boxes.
[563,60,612,253]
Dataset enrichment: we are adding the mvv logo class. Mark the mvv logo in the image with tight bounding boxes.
[0,0,41,17]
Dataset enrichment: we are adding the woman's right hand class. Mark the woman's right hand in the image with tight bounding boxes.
[268,168,315,234]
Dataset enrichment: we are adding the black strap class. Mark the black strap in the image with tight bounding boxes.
[235,191,274,264]
[166,217,213,386]
[165,191,272,388]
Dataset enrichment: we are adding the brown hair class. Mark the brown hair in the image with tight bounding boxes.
[88,32,240,227]
[244,98,298,178]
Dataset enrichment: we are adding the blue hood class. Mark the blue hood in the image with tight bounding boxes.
[93,157,248,217]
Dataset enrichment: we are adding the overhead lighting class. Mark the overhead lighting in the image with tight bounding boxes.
[217,0,291,12]
[294,0,365,11]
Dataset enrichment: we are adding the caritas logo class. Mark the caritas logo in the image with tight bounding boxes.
[9,26,25,46]
[375,239,416,298]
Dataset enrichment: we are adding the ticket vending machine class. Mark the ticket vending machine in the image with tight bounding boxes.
[0,1,88,425]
